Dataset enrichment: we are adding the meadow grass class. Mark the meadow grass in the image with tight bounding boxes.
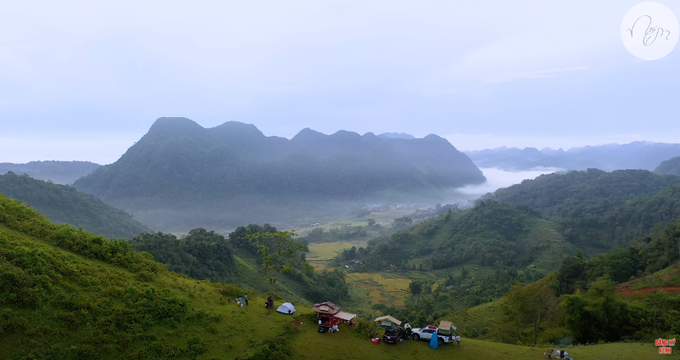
[289,320,661,360]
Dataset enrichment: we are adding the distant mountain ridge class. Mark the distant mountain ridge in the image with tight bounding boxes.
[0,160,100,184]
[465,141,680,171]
[0,172,151,239]
[74,117,484,231]
[377,132,415,140]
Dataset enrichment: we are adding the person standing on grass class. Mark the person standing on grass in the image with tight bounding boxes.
[244,294,249,306]
[238,296,244,308]
[456,334,461,346]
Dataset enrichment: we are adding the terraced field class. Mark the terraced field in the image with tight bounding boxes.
[346,272,411,308]
[306,241,367,271]
[446,299,505,337]
[525,218,574,272]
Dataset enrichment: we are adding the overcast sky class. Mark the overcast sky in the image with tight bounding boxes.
[1,0,679,164]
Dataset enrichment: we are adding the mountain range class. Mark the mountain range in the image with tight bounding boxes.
[0,160,101,185]
[74,117,484,231]
[465,141,680,171]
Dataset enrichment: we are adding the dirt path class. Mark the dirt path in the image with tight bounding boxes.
[617,286,680,296]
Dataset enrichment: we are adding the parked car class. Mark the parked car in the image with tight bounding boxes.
[411,325,454,346]
[382,326,404,344]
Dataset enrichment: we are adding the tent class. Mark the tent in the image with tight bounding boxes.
[429,331,439,349]
[276,302,296,314]
[334,311,356,321]
[438,320,456,336]
[312,301,341,314]
[374,315,402,330]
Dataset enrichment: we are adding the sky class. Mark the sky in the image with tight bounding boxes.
[1,0,679,164]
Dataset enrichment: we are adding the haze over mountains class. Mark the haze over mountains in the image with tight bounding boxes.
[465,141,680,171]
[73,117,484,231]
[0,161,100,185]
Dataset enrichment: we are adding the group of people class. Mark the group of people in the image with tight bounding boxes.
[233,294,249,308]
[545,348,571,359]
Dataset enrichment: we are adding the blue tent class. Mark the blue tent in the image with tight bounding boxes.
[429,331,439,349]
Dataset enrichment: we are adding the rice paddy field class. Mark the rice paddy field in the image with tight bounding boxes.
[345,272,412,308]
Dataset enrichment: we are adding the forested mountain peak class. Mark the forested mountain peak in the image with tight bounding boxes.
[74,118,484,231]
[145,116,204,137]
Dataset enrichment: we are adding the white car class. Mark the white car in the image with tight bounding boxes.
[410,325,454,346]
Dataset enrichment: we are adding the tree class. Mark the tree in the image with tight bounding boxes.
[367,218,376,227]
[555,255,586,296]
[409,280,423,295]
[562,277,630,343]
[502,281,558,346]
[246,230,308,292]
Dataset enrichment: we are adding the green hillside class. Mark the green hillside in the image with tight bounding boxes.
[490,169,680,253]
[0,192,295,359]
[331,201,573,317]
[0,193,667,359]
[0,172,151,239]
[422,218,680,347]
[340,201,571,274]
[655,156,680,176]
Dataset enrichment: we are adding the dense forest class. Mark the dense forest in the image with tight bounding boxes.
[367,217,680,347]
[337,200,568,273]
[129,224,349,304]
[489,169,680,252]
[0,160,100,184]
[0,172,151,239]
[73,117,485,231]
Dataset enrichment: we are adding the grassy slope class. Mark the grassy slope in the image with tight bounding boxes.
[288,321,659,360]
[618,263,680,291]
[0,221,304,359]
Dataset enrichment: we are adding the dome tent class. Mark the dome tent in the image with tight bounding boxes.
[276,302,296,314]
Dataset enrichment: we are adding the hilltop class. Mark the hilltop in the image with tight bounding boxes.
[0,160,100,184]
[655,156,680,176]
[74,118,484,231]
[0,172,151,239]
